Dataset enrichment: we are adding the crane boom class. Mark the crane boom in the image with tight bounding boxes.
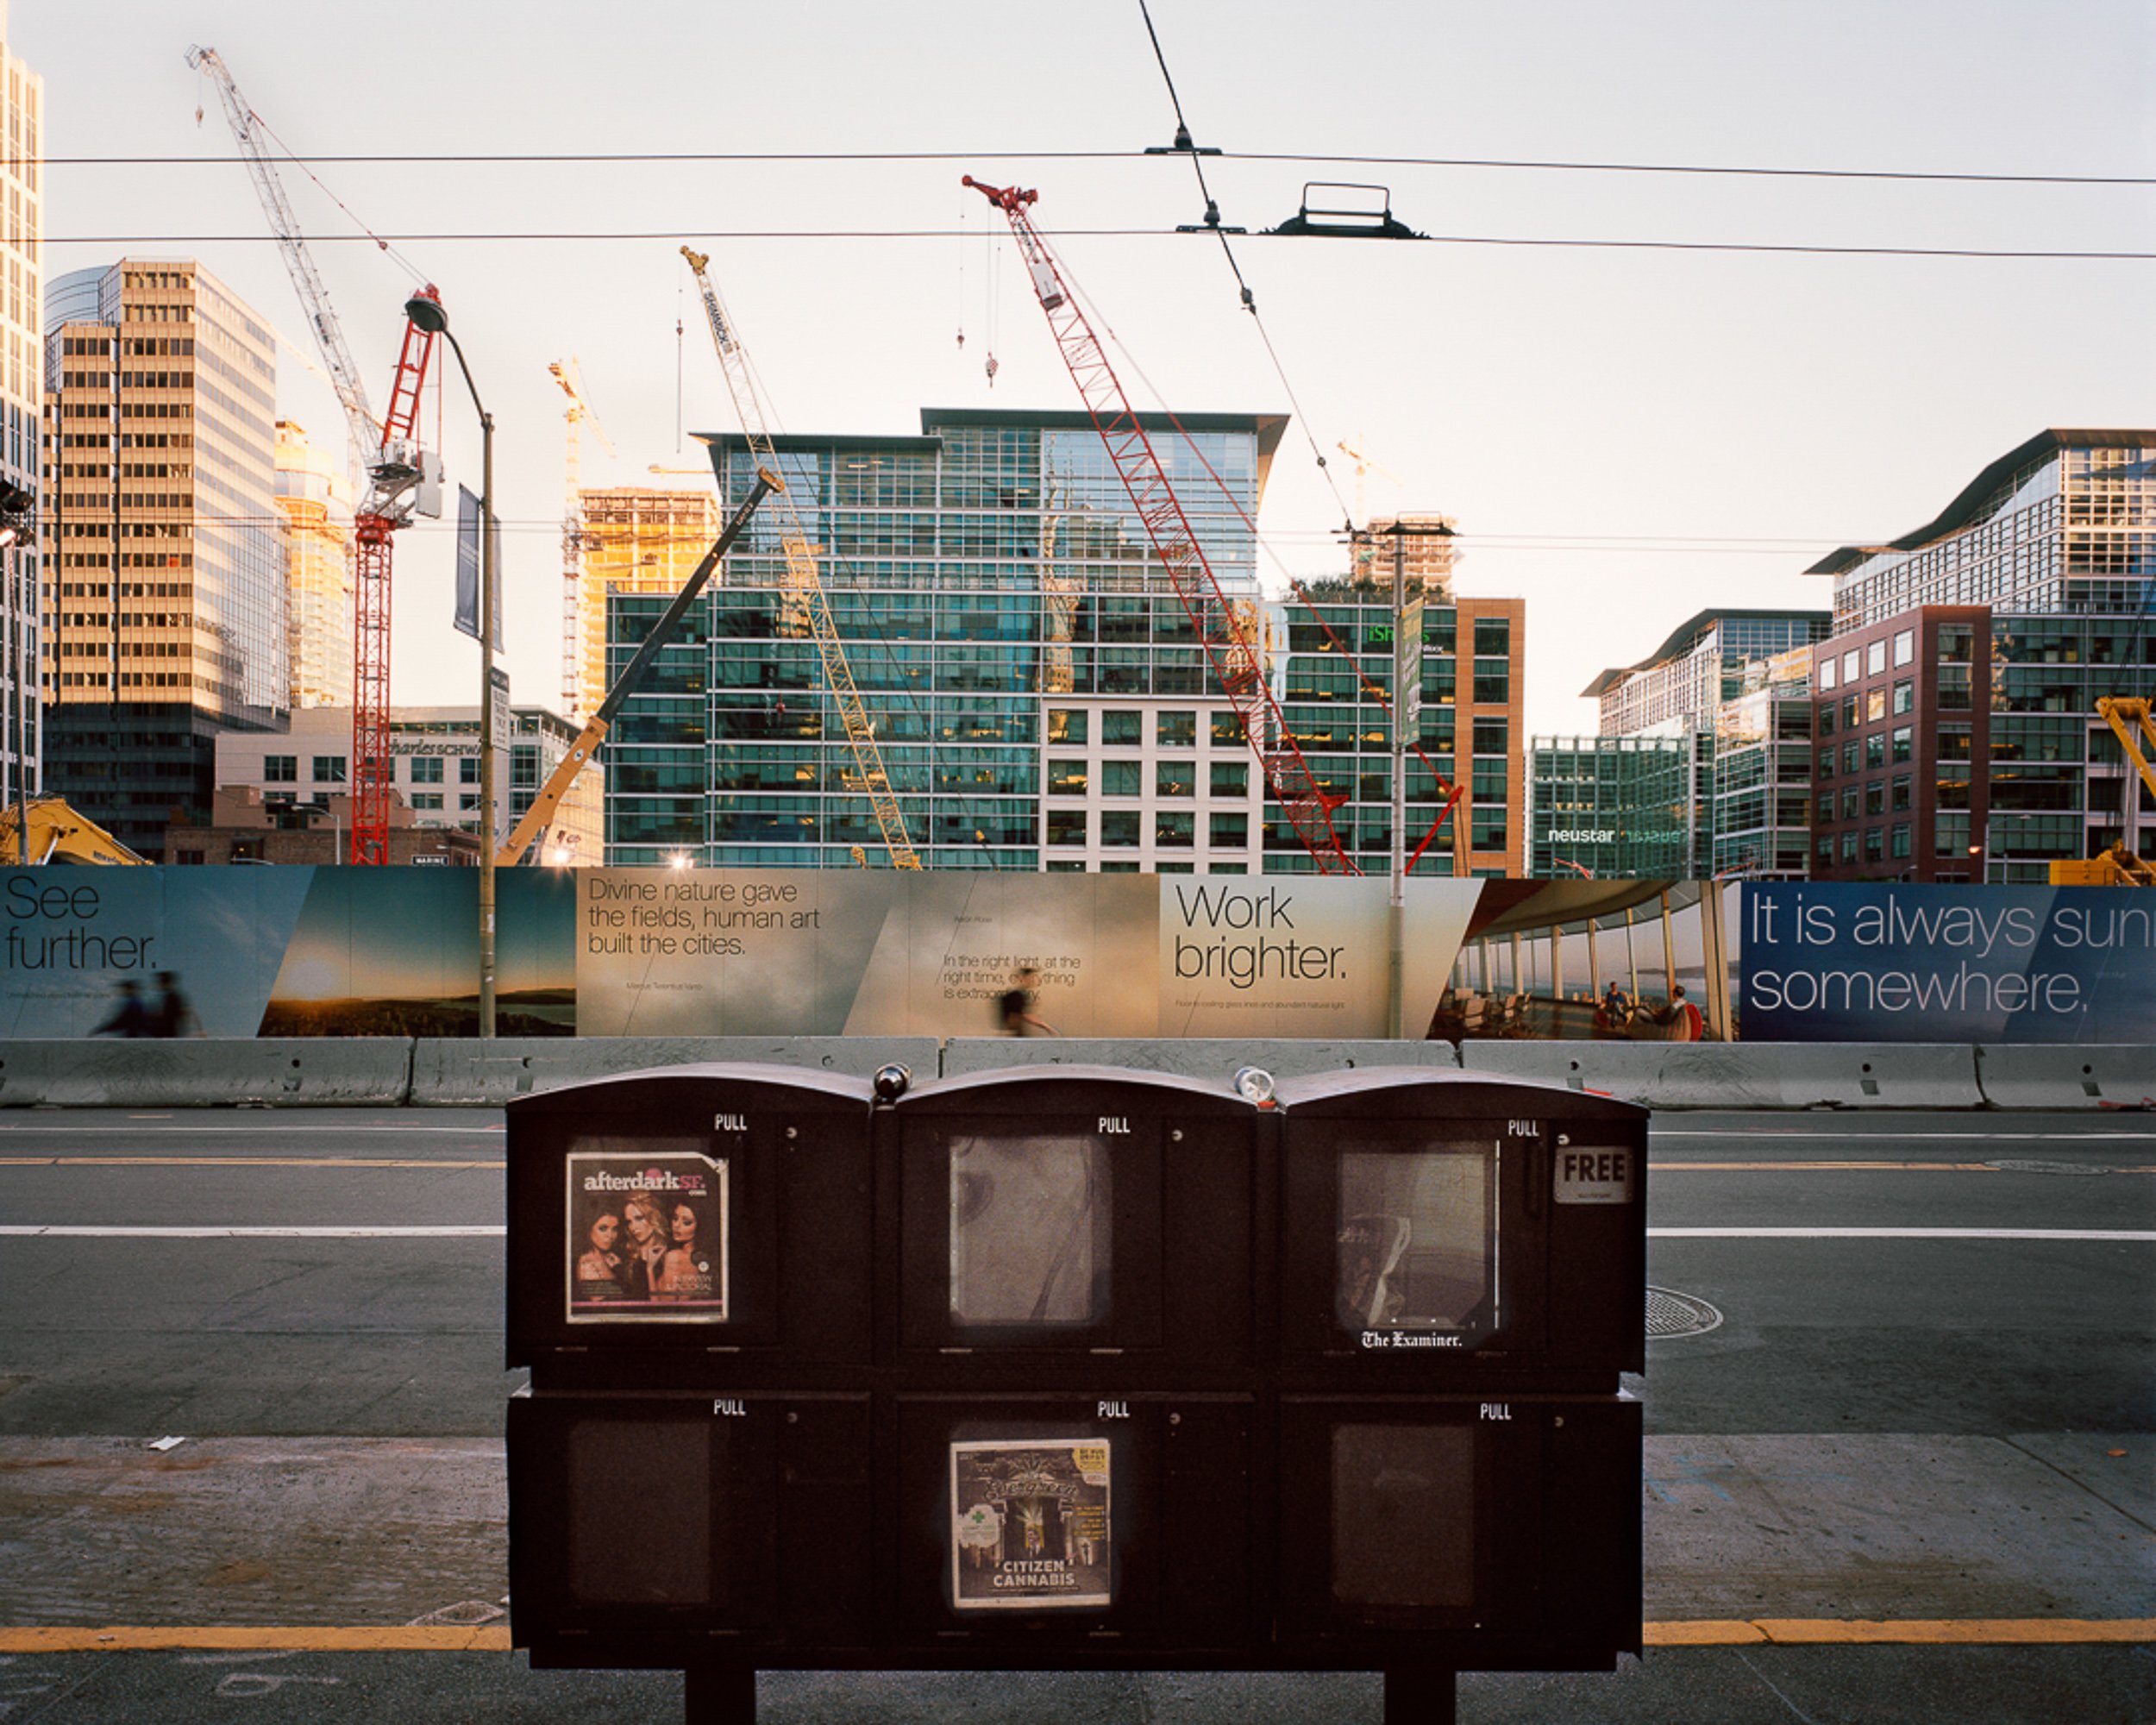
[348,290,441,864]
[499,470,780,868]
[680,247,921,869]
[185,47,376,475]
[962,177,1355,874]
[2099,697,2156,811]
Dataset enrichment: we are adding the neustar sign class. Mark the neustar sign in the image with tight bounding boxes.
[1739,882,2156,1043]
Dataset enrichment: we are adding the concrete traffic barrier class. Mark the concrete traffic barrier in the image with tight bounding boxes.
[942,1036,1461,1081]
[0,1038,415,1107]
[408,1036,943,1106]
[1974,1044,2156,1111]
[1457,1040,1984,1109]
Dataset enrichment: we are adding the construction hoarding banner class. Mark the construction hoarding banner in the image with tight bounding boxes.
[19,867,2147,1043]
[6,866,1492,1040]
[1739,881,2156,1044]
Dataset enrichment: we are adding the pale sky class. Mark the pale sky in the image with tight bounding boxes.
[16,0,2153,737]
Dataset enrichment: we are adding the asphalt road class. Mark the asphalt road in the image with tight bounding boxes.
[1,1105,2151,1724]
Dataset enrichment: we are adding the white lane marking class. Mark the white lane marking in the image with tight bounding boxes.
[1652,1130,2156,1141]
[0,1225,504,1238]
[1650,1226,2154,1241]
[0,1124,502,1133]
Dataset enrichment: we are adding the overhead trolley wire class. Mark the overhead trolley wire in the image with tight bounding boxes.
[38,148,2153,187]
[1134,0,1351,523]
[42,227,2151,260]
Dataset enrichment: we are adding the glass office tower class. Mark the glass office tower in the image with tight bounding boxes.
[606,408,1527,876]
[609,408,1279,869]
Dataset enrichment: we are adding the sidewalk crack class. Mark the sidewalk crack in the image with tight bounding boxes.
[2000,1436,2156,1535]
[1734,1647,1827,1725]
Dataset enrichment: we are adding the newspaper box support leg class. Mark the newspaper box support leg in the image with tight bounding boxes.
[684,1665,755,1725]
[1385,1665,1457,1724]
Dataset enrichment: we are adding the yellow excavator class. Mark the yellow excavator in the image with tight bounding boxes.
[2051,697,2156,885]
[0,797,149,865]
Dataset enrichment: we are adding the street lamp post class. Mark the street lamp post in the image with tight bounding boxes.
[0,483,34,864]
[1371,518,1446,1038]
[403,295,498,1039]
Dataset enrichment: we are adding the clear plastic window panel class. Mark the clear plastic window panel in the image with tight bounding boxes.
[1331,1423,1474,1609]
[1336,1144,1494,1333]
[949,1132,1109,1327]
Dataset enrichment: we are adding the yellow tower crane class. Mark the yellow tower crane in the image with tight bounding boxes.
[680,247,921,869]
[548,359,616,724]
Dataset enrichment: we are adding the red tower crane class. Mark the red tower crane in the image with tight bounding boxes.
[963,178,1356,874]
[350,292,442,863]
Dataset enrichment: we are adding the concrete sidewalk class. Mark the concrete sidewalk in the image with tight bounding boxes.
[1,1432,2147,1632]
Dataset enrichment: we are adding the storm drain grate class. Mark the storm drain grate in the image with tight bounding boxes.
[1646,1287,1724,1339]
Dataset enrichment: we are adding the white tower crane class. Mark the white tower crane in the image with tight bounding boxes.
[185,47,377,490]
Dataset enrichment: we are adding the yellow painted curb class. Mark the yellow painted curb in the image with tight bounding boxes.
[1642,1621,1769,1646]
[1752,1618,2156,1646]
[2,1621,2151,1654]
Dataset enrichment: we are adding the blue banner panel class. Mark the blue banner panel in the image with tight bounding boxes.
[454,486,481,642]
[1739,882,2156,1043]
[1,867,314,1037]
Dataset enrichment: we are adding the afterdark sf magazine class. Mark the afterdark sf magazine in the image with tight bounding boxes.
[950,1438,1113,1610]
[566,1144,728,1323]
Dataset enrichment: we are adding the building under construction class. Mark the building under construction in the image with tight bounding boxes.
[572,486,721,724]
[273,418,353,711]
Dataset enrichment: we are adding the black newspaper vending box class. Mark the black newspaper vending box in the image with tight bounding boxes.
[506,1063,882,1668]
[503,1057,1648,1720]
[1269,1067,1647,1678]
[1272,1392,1642,1672]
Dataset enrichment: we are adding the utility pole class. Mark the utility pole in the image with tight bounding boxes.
[1388,524,1408,1037]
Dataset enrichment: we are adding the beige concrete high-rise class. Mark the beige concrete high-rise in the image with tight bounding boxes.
[0,5,41,815]
[42,257,285,853]
[573,485,720,719]
[274,418,353,710]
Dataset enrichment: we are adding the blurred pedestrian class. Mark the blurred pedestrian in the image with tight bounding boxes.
[998,966,1055,1037]
[149,971,202,1038]
[91,978,150,1038]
